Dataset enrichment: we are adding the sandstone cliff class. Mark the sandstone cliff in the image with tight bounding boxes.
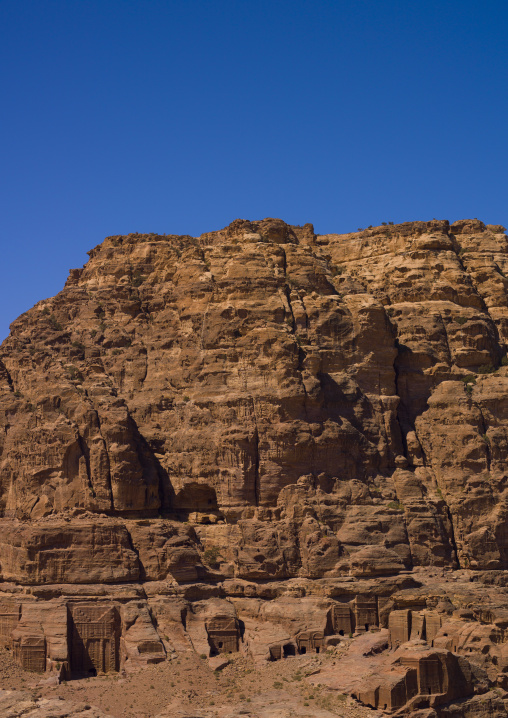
[1,217,508,715]
[1,217,507,581]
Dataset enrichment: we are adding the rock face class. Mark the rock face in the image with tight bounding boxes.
[1,217,508,714]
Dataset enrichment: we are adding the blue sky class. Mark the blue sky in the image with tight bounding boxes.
[1,0,507,342]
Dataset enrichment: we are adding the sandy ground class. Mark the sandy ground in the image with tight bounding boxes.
[0,643,378,717]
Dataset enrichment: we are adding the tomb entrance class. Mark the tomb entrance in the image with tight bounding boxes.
[69,604,120,675]
[206,615,239,656]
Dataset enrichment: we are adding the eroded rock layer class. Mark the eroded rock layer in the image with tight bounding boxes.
[1,217,508,714]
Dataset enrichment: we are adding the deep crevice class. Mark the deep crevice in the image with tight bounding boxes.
[253,426,260,507]
[0,358,14,391]
[76,431,95,499]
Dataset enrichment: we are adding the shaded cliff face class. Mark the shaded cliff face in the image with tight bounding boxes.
[0,217,507,583]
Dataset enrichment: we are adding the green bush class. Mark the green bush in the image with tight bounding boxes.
[132,270,145,287]
[66,366,84,382]
[49,315,63,331]
[203,546,222,566]
[387,501,404,512]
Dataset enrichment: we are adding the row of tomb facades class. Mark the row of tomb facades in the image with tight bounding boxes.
[0,593,503,713]
[0,594,381,676]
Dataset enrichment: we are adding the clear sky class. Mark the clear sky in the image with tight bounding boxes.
[1,0,507,342]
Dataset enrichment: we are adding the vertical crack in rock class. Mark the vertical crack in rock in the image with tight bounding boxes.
[250,397,260,508]
[284,284,296,333]
[443,500,460,568]
[253,426,260,507]
[92,408,114,510]
[0,358,14,391]
[76,430,95,499]
[478,405,492,471]
[437,312,453,365]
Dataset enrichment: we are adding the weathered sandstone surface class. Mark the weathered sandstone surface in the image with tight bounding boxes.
[1,217,508,715]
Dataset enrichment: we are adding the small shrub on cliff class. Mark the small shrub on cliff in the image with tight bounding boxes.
[387,501,404,512]
[203,546,222,567]
[49,315,63,331]
[132,270,145,287]
[477,363,496,374]
[454,316,468,325]
[66,366,84,382]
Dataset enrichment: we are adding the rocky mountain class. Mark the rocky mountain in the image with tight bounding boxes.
[1,217,508,716]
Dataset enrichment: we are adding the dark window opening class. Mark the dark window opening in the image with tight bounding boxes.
[316,647,320,654]
[283,644,295,657]
[299,646,306,655]
[365,624,369,632]
[88,668,97,677]
[218,642,223,649]
[338,630,344,636]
